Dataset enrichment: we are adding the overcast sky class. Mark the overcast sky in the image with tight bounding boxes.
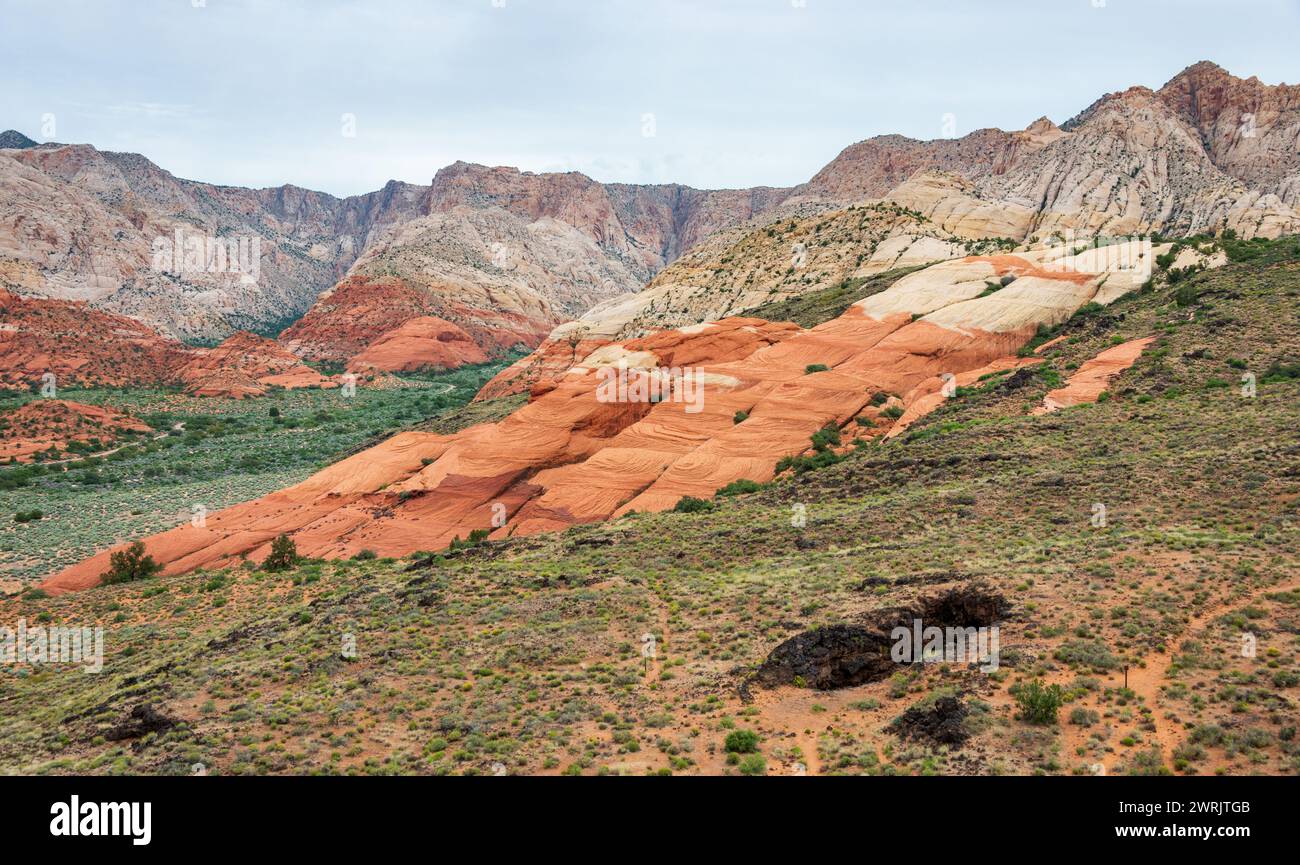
[2,0,1297,197]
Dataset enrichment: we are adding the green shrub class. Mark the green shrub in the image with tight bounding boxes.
[810,424,842,452]
[673,496,714,514]
[804,364,830,374]
[733,410,749,424]
[1013,680,1065,725]
[724,729,759,753]
[716,479,763,497]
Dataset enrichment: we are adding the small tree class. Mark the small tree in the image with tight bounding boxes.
[263,533,298,572]
[101,541,163,585]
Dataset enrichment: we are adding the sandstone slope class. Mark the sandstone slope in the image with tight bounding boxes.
[43,242,1165,592]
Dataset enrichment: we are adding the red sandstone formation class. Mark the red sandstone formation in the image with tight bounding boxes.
[347,316,488,374]
[0,288,189,389]
[278,275,549,368]
[177,331,335,398]
[42,245,1158,594]
[476,335,613,401]
[0,400,152,462]
[1032,337,1157,414]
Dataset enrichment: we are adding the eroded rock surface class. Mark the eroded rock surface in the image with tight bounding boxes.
[44,245,1158,593]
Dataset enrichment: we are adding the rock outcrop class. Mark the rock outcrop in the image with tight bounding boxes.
[43,242,1161,593]
[0,289,332,396]
[476,202,983,398]
[0,399,152,462]
[1032,336,1157,414]
[0,288,189,389]
[177,331,336,398]
[347,316,488,374]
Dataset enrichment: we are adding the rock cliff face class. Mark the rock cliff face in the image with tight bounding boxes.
[1156,61,1300,207]
[0,142,424,341]
[0,141,789,355]
[43,242,1165,592]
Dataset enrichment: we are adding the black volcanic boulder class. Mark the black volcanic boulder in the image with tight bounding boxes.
[751,624,895,691]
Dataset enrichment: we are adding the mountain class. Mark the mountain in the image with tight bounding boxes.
[884,63,1300,240]
[5,61,1297,376]
[0,140,789,356]
[0,130,36,149]
[278,164,793,366]
[0,140,423,340]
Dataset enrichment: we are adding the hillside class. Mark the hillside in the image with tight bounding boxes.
[3,250,1296,775]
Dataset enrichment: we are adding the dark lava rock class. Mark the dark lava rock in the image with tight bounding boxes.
[104,703,178,741]
[888,696,970,747]
[751,624,894,691]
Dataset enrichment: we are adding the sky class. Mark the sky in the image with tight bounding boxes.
[2,0,1297,197]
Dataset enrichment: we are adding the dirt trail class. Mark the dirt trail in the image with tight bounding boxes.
[42,421,184,466]
[1068,582,1298,775]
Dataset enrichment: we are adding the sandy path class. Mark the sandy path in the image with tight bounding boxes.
[1067,582,1298,775]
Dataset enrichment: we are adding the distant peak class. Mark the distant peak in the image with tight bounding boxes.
[0,129,38,149]
[1024,116,1058,135]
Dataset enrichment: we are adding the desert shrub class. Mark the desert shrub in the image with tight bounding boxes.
[1012,680,1065,725]
[448,529,490,551]
[673,496,714,514]
[1054,639,1119,671]
[810,424,842,452]
[263,533,299,572]
[716,479,763,497]
[724,730,759,753]
[804,364,830,374]
[101,541,163,585]
[733,410,749,424]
